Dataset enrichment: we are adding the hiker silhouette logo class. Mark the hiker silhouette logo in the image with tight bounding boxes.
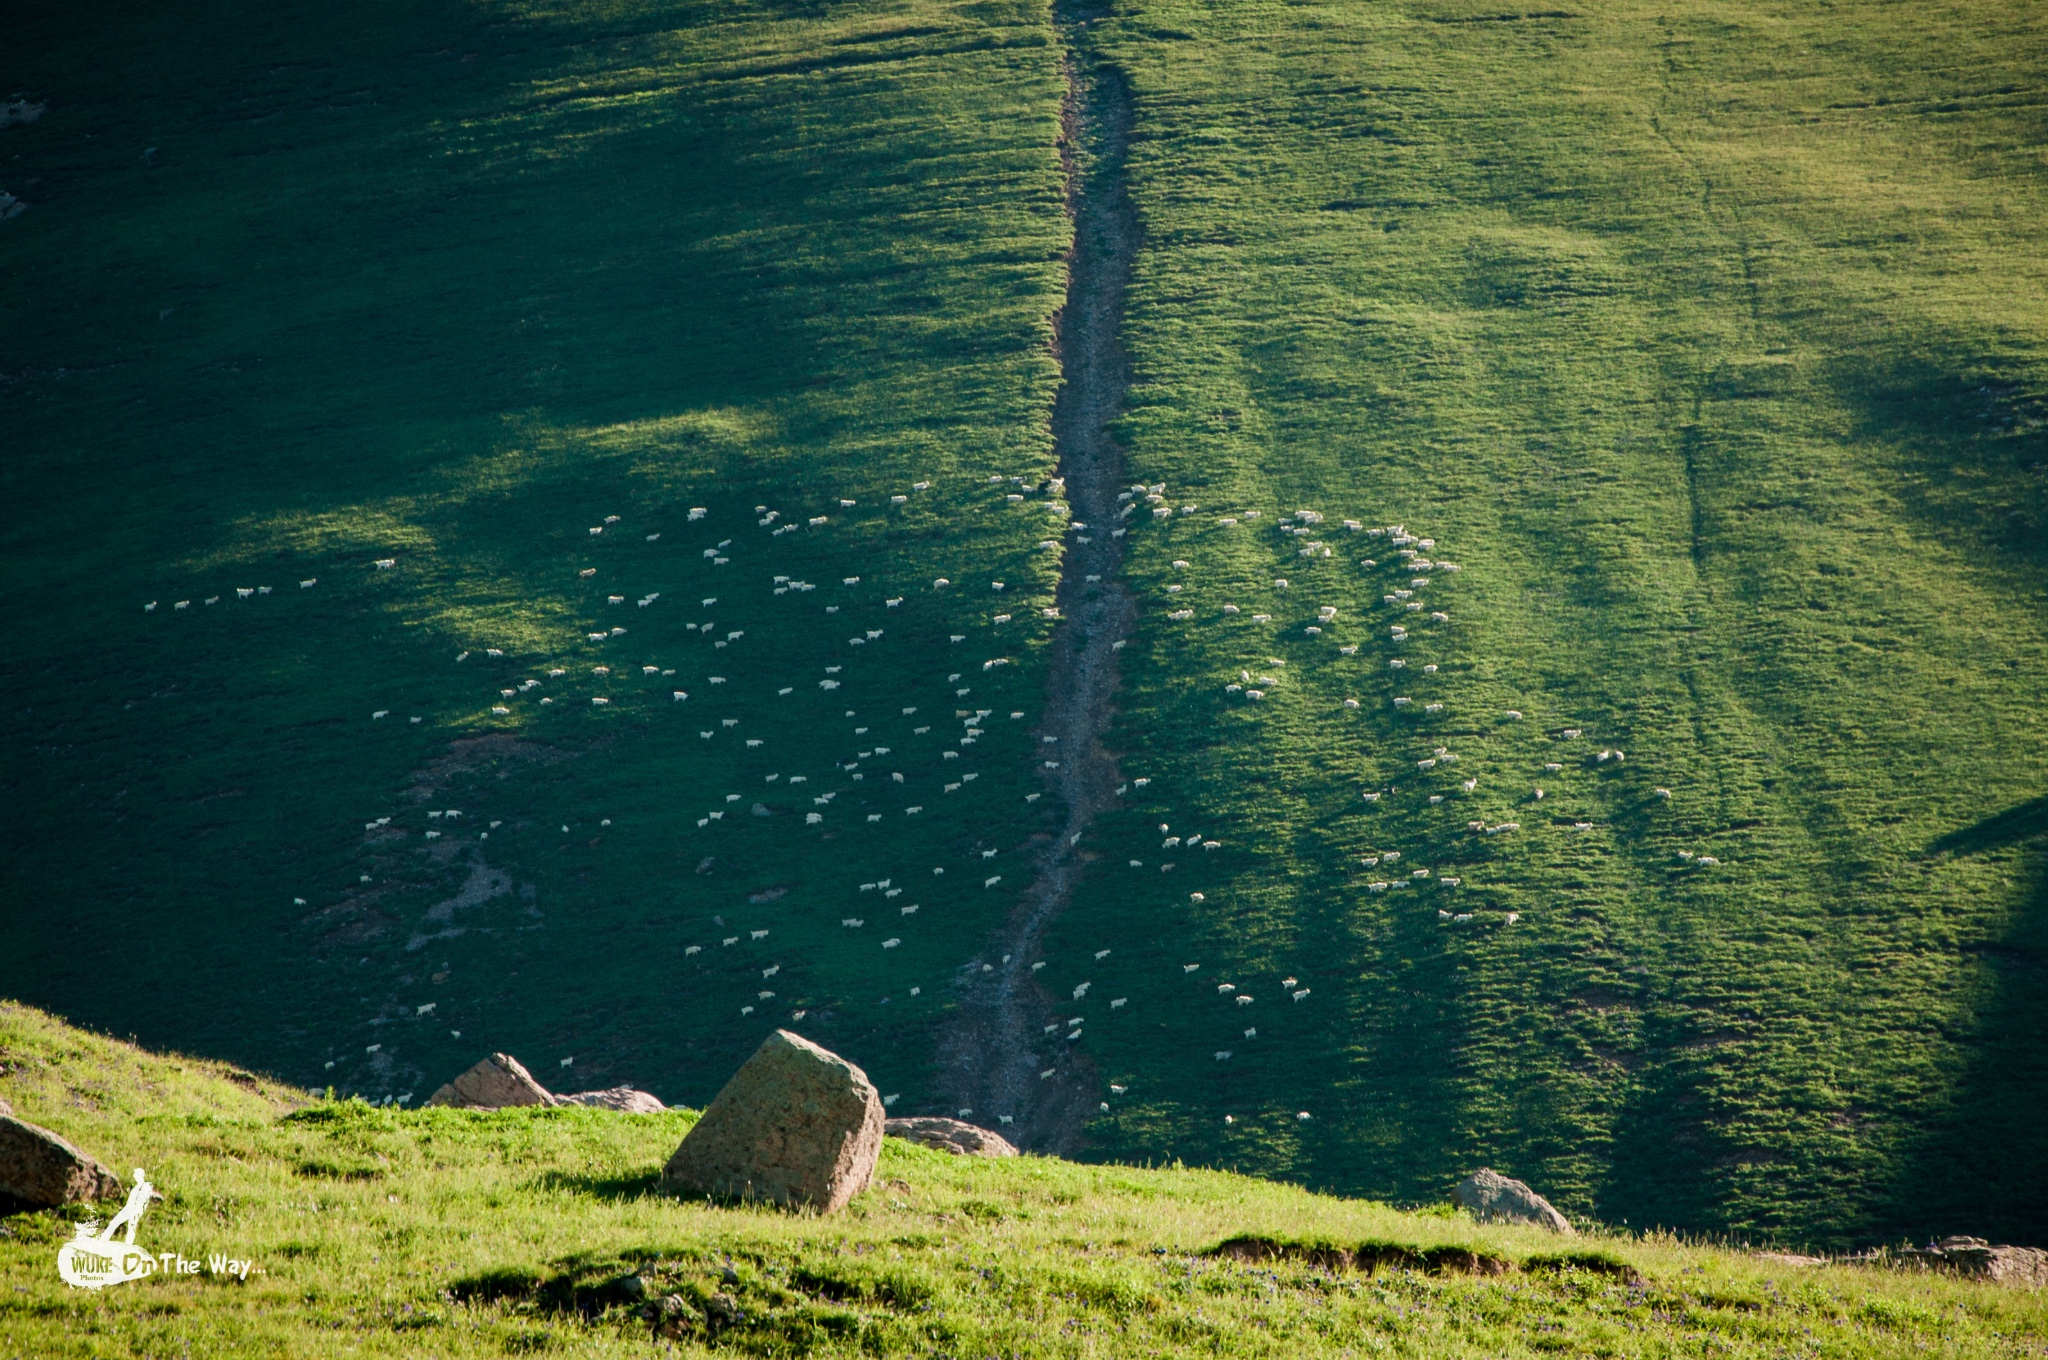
[57,1168,159,1289]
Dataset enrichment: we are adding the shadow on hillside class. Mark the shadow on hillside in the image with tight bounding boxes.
[531,1168,665,1202]
[1826,349,2046,572]
[1594,1013,1746,1242]
[1884,797,2048,1243]
[1926,796,2048,857]
[3,0,1043,1108]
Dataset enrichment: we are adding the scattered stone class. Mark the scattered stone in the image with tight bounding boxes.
[884,1116,1018,1157]
[0,99,45,130]
[0,1114,123,1207]
[1902,1236,2048,1287]
[425,1052,558,1109]
[1454,1167,1573,1234]
[649,1291,703,1339]
[660,1029,883,1212]
[560,1087,666,1113]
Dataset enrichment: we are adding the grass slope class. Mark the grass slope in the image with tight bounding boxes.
[1,0,1078,1114]
[1047,0,2048,1246]
[4,1003,2044,1358]
[5,0,2046,1249]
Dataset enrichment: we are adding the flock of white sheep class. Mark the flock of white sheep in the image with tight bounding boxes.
[139,469,1712,1121]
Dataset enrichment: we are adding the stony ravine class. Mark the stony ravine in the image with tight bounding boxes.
[936,9,1139,1154]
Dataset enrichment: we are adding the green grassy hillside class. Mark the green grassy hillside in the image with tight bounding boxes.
[4,0,2045,1250]
[1,0,1075,1111]
[1053,0,2048,1245]
[4,1003,2044,1358]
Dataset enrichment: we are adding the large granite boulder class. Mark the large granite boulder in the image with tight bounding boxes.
[1903,1237,2048,1287]
[561,1087,667,1113]
[1454,1167,1573,1234]
[885,1116,1019,1158]
[0,1113,124,1207]
[425,1052,558,1109]
[661,1030,883,1212]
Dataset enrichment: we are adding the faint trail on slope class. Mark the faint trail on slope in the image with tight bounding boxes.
[935,6,1137,1154]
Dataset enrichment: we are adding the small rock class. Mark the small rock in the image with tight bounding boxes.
[1903,1237,2048,1288]
[0,1114,124,1207]
[560,1087,666,1113]
[0,1096,11,1117]
[751,802,773,817]
[1756,1251,1829,1268]
[649,1290,703,1339]
[425,1052,558,1109]
[660,1029,883,1212]
[1454,1167,1573,1234]
[0,99,47,130]
[885,1116,1019,1157]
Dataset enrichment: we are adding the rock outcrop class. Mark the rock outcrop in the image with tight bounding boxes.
[426,1052,558,1109]
[885,1116,1019,1157]
[660,1030,883,1212]
[1903,1237,2048,1287]
[1454,1167,1573,1234]
[0,1113,124,1207]
[561,1087,666,1113]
